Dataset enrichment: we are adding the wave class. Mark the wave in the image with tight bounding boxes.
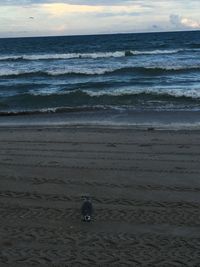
[81,88,200,99]
[0,106,106,116]
[1,66,200,78]
[0,52,124,62]
[107,66,200,76]
[1,89,200,116]
[5,88,200,101]
[0,69,106,77]
[0,48,198,62]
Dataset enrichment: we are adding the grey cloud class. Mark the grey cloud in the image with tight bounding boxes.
[1,0,134,5]
[94,11,141,17]
[170,14,183,27]
[2,0,200,7]
[170,14,200,29]
[2,0,199,5]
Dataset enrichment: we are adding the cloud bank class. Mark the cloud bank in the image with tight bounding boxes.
[1,0,134,5]
[170,14,200,29]
[0,0,199,37]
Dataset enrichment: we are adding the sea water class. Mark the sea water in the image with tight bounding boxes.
[0,31,200,125]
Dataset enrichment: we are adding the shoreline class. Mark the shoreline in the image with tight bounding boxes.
[0,109,200,130]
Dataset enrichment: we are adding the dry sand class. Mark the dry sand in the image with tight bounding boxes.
[0,125,200,266]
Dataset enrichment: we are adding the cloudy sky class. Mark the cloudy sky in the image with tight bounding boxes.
[0,0,200,37]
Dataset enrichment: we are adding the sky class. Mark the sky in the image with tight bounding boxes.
[0,0,200,37]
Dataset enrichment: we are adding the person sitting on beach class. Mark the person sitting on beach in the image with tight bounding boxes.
[81,196,93,222]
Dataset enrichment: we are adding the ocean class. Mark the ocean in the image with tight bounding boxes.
[0,31,200,125]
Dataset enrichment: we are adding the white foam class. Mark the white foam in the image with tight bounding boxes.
[0,52,124,61]
[28,86,200,99]
[0,56,22,61]
[82,87,200,99]
[46,67,116,76]
[0,70,28,76]
[0,64,200,78]
[132,49,182,55]
[1,48,197,62]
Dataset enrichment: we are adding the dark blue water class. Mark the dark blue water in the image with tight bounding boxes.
[0,31,200,115]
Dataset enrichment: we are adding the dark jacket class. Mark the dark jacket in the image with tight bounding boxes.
[81,200,93,216]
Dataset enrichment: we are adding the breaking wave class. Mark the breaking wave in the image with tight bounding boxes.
[0,48,198,62]
[1,88,200,116]
[1,66,200,78]
[4,88,200,100]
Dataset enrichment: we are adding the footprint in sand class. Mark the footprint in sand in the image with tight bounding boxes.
[48,161,59,165]
[175,167,186,170]
[107,143,116,148]
[178,145,190,149]
[139,144,152,147]
[2,240,13,247]
[3,158,13,162]
[73,142,79,146]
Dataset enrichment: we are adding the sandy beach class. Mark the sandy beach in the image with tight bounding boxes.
[0,125,200,266]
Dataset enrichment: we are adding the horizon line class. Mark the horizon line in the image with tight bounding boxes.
[0,29,199,40]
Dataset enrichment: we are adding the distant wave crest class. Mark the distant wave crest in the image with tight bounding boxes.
[0,48,199,62]
[6,88,200,100]
[1,66,200,78]
[34,88,200,100]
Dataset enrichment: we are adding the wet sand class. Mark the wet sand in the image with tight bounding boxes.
[0,125,200,266]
